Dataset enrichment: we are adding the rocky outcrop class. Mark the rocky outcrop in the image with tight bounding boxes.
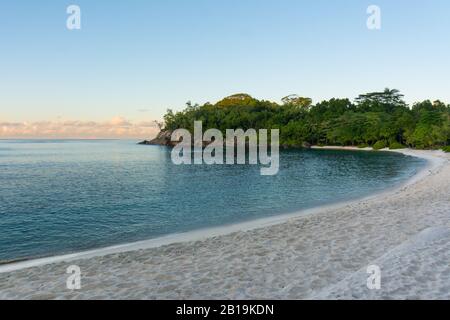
[140,130,304,149]
[138,130,175,146]
[138,131,213,148]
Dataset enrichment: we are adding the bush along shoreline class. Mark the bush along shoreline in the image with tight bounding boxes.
[141,89,450,151]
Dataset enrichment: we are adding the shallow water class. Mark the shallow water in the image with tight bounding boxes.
[0,140,426,262]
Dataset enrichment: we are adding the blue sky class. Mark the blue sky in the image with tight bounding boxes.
[1,0,450,136]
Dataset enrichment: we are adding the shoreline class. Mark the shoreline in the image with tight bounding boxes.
[1,148,449,299]
[0,148,441,274]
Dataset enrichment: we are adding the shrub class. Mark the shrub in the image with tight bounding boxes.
[372,140,387,150]
[442,146,450,153]
[389,142,406,150]
[357,143,369,149]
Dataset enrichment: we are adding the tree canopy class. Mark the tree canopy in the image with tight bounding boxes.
[162,90,450,149]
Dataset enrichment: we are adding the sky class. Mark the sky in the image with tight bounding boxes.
[1,0,450,138]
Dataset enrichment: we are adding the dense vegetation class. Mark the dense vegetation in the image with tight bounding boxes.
[162,89,450,150]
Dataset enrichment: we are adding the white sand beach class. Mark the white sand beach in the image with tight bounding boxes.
[0,149,449,300]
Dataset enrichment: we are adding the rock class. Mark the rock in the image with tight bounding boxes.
[138,131,174,146]
[138,130,213,148]
[137,140,151,145]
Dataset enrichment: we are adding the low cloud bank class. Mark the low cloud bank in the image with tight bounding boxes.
[0,117,159,139]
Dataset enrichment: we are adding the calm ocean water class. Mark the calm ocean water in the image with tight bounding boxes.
[0,140,426,262]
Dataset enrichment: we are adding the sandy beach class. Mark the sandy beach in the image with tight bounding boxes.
[0,148,449,300]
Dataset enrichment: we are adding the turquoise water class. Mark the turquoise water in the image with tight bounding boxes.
[0,140,426,262]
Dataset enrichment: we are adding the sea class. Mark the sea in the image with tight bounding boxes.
[0,139,426,262]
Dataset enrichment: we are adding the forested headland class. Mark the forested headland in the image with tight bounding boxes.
[158,89,450,151]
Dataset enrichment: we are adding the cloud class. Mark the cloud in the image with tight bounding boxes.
[0,117,159,139]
